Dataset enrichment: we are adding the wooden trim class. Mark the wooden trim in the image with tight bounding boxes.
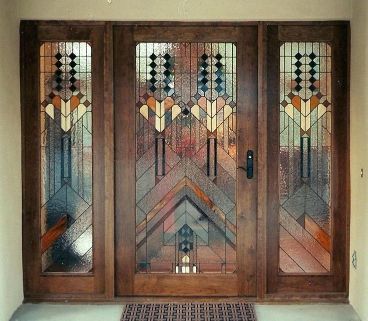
[22,20,349,27]
[133,26,239,42]
[114,25,136,296]
[134,274,239,296]
[103,21,115,299]
[21,20,40,297]
[256,22,267,299]
[236,26,258,296]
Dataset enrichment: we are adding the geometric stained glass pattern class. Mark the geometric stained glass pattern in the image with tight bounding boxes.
[136,43,237,273]
[279,42,331,273]
[40,42,93,272]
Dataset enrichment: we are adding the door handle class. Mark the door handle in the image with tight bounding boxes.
[238,150,254,179]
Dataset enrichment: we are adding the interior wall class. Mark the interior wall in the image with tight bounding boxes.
[350,1,368,320]
[17,0,351,21]
[0,0,23,320]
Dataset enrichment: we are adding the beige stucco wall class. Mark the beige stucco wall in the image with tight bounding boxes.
[5,0,367,319]
[0,1,23,320]
[17,0,351,21]
[350,1,368,320]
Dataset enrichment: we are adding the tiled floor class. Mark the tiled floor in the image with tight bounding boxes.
[10,303,361,321]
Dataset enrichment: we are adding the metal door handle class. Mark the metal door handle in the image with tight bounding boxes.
[238,150,254,179]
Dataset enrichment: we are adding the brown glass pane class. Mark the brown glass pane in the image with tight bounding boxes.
[279,42,331,273]
[40,42,93,273]
[136,42,237,274]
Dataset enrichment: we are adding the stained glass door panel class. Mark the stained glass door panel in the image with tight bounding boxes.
[136,43,237,274]
[40,42,93,273]
[279,42,331,273]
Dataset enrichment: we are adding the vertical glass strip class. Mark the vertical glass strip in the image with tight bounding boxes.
[40,42,93,273]
[279,42,332,273]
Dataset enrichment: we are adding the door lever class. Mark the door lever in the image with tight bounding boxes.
[238,150,254,179]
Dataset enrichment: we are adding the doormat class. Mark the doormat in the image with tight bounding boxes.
[121,302,257,321]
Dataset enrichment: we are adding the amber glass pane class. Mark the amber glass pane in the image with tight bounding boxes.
[136,43,237,273]
[40,42,93,272]
[279,42,331,273]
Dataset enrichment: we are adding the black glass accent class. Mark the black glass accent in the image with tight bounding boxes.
[215,53,223,60]
[201,62,209,69]
[215,62,223,69]
[55,61,63,68]
[295,52,302,60]
[309,52,316,60]
[55,52,62,60]
[69,52,76,60]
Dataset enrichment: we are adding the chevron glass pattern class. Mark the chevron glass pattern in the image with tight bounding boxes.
[279,42,332,273]
[136,43,237,273]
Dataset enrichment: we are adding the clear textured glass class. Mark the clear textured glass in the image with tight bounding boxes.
[136,42,237,273]
[40,42,93,273]
[279,42,331,273]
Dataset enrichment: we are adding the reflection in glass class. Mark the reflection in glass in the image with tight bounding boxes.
[136,43,237,273]
[40,42,93,273]
[279,42,331,273]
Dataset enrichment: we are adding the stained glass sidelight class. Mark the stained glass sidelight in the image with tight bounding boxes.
[136,43,237,273]
[40,42,93,272]
[279,42,331,273]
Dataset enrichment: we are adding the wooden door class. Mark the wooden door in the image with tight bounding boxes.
[114,25,258,296]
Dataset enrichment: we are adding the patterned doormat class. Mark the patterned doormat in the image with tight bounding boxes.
[121,302,257,321]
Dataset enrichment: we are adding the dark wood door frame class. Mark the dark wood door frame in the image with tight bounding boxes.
[20,20,350,302]
[114,25,259,297]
